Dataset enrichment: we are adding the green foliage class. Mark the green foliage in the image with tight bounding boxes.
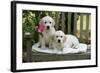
[22,10,37,33]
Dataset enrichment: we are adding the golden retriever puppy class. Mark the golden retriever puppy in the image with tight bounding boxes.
[52,30,79,52]
[38,16,55,49]
[52,31,66,51]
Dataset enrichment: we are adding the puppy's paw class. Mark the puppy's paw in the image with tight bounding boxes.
[41,46,46,49]
[49,46,54,49]
[38,44,45,49]
[45,44,49,48]
[38,45,41,48]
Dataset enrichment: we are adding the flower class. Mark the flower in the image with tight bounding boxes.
[37,23,45,33]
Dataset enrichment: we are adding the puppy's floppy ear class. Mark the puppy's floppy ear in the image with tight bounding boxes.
[63,35,67,43]
[51,33,56,42]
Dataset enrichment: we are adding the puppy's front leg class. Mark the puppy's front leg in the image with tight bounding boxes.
[39,40,45,49]
[39,35,45,49]
[41,38,46,49]
[49,39,55,49]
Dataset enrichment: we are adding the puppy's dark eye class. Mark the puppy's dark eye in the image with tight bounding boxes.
[56,36,58,38]
[49,22,51,24]
[44,22,47,24]
[61,36,63,38]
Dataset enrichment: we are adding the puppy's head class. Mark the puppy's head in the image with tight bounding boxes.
[39,16,55,31]
[54,31,66,44]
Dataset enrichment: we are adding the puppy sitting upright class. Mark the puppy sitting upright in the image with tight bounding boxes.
[38,16,55,49]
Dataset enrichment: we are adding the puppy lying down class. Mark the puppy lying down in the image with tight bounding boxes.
[52,31,79,52]
[32,31,88,54]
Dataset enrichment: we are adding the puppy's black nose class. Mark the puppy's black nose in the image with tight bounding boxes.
[58,39,61,43]
[47,26,50,29]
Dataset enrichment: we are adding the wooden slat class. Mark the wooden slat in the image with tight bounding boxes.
[68,13,72,33]
[31,52,91,62]
[48,11,52,17]
[61,12,66,32]
[86,14,89,44]
[55,12,59,30]
[25,34,32,62]
[74,13,77,35]
[80,14,83,42]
